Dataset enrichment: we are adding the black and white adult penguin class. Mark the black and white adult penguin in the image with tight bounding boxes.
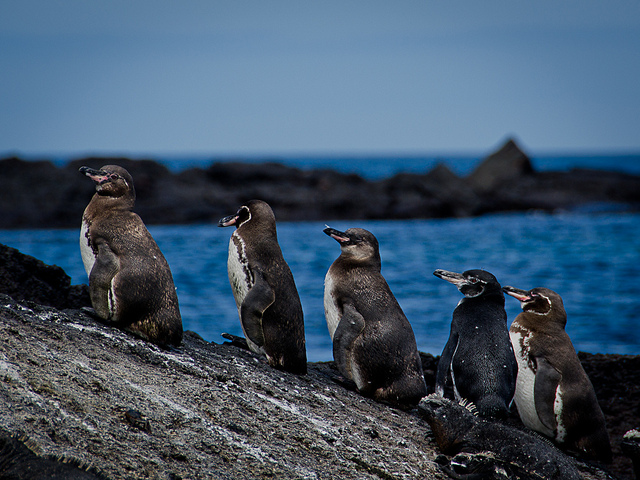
[79,165,183,347]
[433,269,517,418]
[323,226,427,409]
[218,200,307,375]
[503,285,612,463]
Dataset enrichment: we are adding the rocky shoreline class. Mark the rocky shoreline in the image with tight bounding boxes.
[1,139,640,229]
[1,240,639,478]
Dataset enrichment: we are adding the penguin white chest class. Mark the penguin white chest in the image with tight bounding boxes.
[323,271,341,340]
[227,232,252,308]
[510,328,556,438]
[80,219,96,277]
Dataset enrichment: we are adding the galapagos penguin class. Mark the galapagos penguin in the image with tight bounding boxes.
[433,269,517,418]
[504,285,612,463]
[79,165,183,347]
[218,200,307,374]
[324,226,427,409]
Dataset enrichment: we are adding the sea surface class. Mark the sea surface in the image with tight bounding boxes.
[2,212,639,362]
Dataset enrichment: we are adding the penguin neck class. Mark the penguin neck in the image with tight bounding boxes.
[463,290,505,306]
[516,311,567,333]
[86,193,135,218]
[237,222,277,246]
[337,254,381,272]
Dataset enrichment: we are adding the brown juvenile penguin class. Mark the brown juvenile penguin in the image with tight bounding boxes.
[323,226,427,408]
[79,165,182,347]
[504,285,612,463]
[218,200,307,374]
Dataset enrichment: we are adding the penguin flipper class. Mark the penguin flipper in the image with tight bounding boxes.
[332,303,365,382]
[435,333,458,397]
[534,356,561,433]
[89,240,120,320]
[240,271,275,349]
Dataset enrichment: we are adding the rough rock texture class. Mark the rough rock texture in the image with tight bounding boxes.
[1,139,639,229]
[0,296,621,480]
[0,245,634,479]
[0,297,447,480]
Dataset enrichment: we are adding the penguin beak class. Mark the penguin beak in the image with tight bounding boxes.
[323,226,350,243]
[503,286,532,302]
[218,214,238,227]
[80,166,110,185]
[433,269,466,287]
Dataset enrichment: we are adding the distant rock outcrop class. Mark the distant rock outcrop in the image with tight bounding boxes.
[0,138,639,229]
[466,138,534,193]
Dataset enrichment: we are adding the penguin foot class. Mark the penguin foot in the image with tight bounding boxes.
[221,333,250,351]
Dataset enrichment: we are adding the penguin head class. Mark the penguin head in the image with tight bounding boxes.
[433,269,502,298]
[503,286,566,321]
[218,200,276,233]
[80,165,136,204]
[324,226,381,265]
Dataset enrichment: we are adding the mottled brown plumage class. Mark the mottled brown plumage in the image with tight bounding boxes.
[79,165,182,347]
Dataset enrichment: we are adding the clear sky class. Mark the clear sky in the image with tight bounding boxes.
[1,1,639,157]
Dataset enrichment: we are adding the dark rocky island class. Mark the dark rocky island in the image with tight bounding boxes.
[1,139,639,229]
[1,238,639,478]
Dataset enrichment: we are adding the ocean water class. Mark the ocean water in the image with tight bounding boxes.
[2,211,639,362]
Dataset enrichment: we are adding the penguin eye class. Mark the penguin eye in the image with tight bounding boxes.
[109,174,120,181]
[468,277,479,284]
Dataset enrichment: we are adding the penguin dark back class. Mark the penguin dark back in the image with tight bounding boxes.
[219,200,307,374]
[433,269,517,418]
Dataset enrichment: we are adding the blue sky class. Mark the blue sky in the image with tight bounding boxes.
[1,1,639,157]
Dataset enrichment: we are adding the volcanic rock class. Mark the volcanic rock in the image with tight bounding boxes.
[0,244,634,479]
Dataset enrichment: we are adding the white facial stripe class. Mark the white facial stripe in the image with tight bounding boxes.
[237,207,251,228]
[525,294,552,315]
[540,294,552,309]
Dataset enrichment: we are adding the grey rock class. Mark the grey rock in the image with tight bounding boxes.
[0,243,90,310]
[0,294,620,480]
[0,294,447,480]
[466,138,534,193]
[0,242,631,479]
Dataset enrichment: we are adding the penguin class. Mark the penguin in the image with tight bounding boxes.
[433,269,517,418]
[323,226,427,409]
[79,165,182,347]
[218,200,307,374]
[503,285,612,463]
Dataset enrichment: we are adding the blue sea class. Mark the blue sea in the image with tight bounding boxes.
[2,155,640,361]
